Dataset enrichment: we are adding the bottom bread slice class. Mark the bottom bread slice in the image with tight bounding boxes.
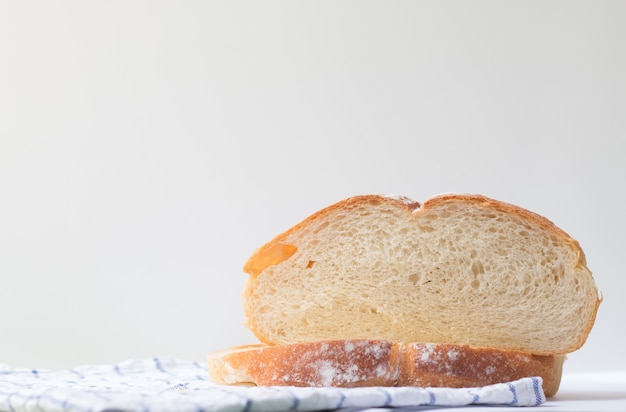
[207,340,564,397]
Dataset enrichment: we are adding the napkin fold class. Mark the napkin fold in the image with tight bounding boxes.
[0,357,545,411]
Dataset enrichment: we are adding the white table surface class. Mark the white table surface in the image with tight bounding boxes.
[538,371,626,412]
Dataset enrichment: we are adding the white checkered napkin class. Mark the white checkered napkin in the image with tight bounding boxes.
[0,357,545,411]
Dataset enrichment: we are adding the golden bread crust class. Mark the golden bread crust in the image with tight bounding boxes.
[208,340,564,397]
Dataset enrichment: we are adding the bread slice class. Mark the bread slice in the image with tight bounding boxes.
[243,194,600,355]
[208,340,564,397]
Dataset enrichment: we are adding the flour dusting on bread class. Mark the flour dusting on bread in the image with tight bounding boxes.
[208,340,565,396]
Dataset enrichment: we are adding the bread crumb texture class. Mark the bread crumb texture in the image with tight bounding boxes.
[243,194,600,355]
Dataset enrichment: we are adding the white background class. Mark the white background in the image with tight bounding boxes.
[1,1,624,374]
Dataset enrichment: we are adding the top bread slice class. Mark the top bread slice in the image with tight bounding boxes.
[243,194,600,355]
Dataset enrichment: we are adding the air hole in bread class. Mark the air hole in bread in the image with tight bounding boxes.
[471,261,485,276]
[314,221,329,233]
[306,260,316,269]
[408,273,421,285]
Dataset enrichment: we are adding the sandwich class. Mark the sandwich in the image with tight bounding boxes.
[208,194,601,397]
